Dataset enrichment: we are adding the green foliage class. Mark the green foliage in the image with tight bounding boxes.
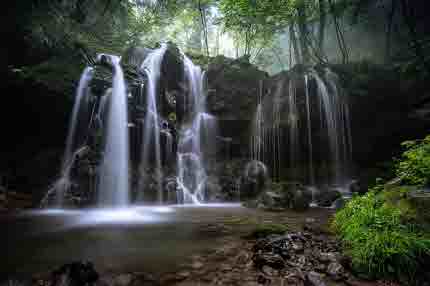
[218,0,295,56]
[332,191,430,280]
[396,135,430,187]
[26,1,136,55]
[247,223,289,239]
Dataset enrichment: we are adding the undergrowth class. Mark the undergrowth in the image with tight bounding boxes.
[395,135,430,187]
[332,191,430,281]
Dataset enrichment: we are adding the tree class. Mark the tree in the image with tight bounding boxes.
[219,0,295,59]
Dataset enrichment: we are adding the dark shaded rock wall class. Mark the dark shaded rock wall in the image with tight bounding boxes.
[206,56,268,158]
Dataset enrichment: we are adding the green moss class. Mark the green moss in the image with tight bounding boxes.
[246,223,288,239]
[19,57,85,95]
[381,186,415,201]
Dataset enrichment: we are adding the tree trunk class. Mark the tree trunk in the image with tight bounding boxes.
[290,24,301,65]
[399,0,427,72]
[198,0,210,57]
[318,0,326,56]
[385,0,398,62]
[328,0,348,63]
[297,1,310,64]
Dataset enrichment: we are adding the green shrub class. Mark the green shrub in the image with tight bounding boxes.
[332,191,430,280]
[396,135,430,187]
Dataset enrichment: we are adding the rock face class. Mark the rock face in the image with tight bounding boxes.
[332,63,430,171]
[407,189,430,226]
[206,56,268,158]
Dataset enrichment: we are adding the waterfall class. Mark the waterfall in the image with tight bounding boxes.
[64,67,94,170]
[139,44,167,203]
[272,80,283,181]
[304,75,315,185]
[177,56,217,204]
[288,78,299,179]
[311,69,351,185]
[251,85,263,162]
[325,68,353,167]
[44,67,93,206]
[98,55,130,206]
[250,68,352,187]
[95,90,110,130]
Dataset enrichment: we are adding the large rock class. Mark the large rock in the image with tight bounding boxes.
[51,261,99,286]
[315,190,342,207]
[240,161,268,200]
[307,271,327,286]
[203,176,224,202]
[278,183,312,211]
[408,189,430,226]
[206,56,267,157]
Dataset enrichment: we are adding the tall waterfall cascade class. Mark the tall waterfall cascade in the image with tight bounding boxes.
[139,44,167,203]
[177,56,217,204]
[97,55,130,206]
[250,68,352,188]
[41,67,94,207]
[43,45,218,208]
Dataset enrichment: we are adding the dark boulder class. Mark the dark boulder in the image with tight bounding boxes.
[51,261,99,286]
[241,161,268,200]
[315,190,342,207]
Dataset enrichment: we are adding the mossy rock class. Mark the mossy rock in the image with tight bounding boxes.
[380,185,416,202]
[407,190,430,228]
[246,223,288,239]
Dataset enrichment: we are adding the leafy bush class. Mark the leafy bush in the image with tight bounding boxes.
[332,191,430,280]
[396,135,430,187]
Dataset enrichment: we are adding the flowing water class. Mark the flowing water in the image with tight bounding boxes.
[288,77,299,180]
[250,68,352,187]
[311,69,351,185]
[139,45,167,203]
[42,67,93,207]
[48,45,219,207]
[177,56,217,204]
[97,55,130,206]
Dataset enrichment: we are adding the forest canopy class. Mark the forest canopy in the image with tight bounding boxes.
[5,0,430,76]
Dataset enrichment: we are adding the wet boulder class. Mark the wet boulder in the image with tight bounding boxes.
[290,189,313,211]
[258,191,284,209]
[408,189,430,226]
[306,271,327,286]
[348,179,366,195]
[163,176,179,204]
[51,261,99,286]
[276,183,312,211]
[315,190,342,207]
[240,160,268,200]
[203,176,224,202]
